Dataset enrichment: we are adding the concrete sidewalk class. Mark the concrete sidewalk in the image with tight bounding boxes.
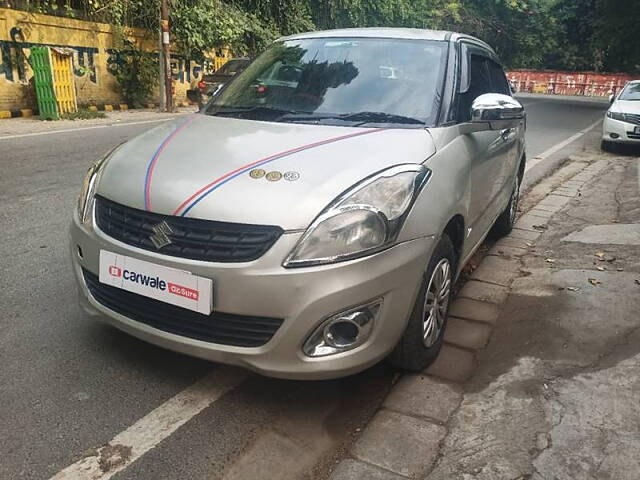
[330,138,640,479]
[0,106,196,137]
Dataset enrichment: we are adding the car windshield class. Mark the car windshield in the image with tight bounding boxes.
[619,83,640,101]
[217,60,247,76]
[204,37,448,127]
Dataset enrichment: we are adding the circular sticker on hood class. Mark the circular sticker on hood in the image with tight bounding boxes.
[284,171,300,181]
[266,171,283,182]
[249,168,266,179]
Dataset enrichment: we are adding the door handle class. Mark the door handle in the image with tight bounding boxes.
[500,128,513,141]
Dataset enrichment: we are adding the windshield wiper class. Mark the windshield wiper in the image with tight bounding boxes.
[207,105,301,117]
[279,111,425,126]
[340,111,425,125]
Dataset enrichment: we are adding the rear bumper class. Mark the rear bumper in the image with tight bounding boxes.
[70,212,434,379]
[602,117,640,144]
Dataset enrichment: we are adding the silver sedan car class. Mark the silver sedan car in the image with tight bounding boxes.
[71,28,526,379]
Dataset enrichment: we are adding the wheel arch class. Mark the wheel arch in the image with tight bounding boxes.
[442,214,465,270]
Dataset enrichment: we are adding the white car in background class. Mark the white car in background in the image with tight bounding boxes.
[602,80,640,151]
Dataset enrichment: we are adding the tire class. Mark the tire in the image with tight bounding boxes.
[387,235,455,371]
[601,140,615,152]
[491,172,520,238]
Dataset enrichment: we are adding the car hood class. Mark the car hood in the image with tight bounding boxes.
[613,100,640,114]
[97,114,436,230]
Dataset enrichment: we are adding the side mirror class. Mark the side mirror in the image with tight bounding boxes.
[470,93,525,130]
[609,94,615,104]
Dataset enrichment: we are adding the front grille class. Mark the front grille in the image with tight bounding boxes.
[623,113,640,126]
[83,269,283,347]
[94,196,283,263]
[628,133,640,140]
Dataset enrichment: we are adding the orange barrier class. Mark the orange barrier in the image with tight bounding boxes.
[507,70,636,97]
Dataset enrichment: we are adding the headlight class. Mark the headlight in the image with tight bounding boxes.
[77,145,120,223]
[607,111,625,121]
[284,164,431,267]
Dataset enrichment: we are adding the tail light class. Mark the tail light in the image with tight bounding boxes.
[198,81,206,90]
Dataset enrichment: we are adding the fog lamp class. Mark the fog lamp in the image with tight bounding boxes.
[303,299,383,357]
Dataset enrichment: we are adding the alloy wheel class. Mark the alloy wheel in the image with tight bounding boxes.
[422,258,452,347]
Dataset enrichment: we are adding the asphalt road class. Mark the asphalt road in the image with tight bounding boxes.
[0,96,608,480]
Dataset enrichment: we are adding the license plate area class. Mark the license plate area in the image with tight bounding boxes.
[98,250,213,314]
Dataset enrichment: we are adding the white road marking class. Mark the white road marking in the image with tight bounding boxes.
[525,119,602,172]
[50,367,248,480]
[0,118,175,141]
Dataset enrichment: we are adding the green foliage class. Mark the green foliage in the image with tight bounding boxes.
[60,108,107,120]
[12,0,639,72]
[108,38,158,108]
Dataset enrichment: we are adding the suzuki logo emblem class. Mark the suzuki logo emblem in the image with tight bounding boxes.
[149,221,173,249]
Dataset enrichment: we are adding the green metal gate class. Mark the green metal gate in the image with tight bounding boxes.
[30,47,59,120]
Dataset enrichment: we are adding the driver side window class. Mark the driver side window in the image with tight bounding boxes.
[458,54,492,122]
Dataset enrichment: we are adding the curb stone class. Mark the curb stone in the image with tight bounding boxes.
[0,108,34,118]
[0,102,195,119]
[329,157,610,480]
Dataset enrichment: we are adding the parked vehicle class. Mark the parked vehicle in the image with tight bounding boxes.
[200,58,251,96]
[71,28,526,379]
[602,80,640,151]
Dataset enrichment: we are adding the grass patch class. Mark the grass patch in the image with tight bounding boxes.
[59,109,107,120]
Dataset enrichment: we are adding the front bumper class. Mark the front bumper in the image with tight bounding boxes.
[70,212,434,379]
[602,117,640,144]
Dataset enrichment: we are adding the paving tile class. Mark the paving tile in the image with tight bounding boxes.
[488,244,529,258]
[449,298,501,325]
[425,344,477,383]
[515,213,549,232]
[457,280,510,304]
[330,459,406,480]
[571,173,595,182]
[537,194,572,208]
[509,228,541,241]
[444,316,494,350]
[471,255,521,287]
[562,180,584,188]
[352,410,446,478]
[531,203,563,213]
[494,236,534,250]
[553,188,578,197]
[526,208,555,219]
[383,374,462,422]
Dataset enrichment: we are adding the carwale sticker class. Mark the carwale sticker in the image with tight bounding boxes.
[98,250,213,314]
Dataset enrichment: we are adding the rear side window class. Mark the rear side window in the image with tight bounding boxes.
[488,60,511,95]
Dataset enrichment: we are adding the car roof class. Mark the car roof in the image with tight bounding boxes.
[280,28,495,54]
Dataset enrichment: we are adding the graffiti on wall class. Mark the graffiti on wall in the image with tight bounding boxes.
[0,23,210,88]
[0,39,207,86]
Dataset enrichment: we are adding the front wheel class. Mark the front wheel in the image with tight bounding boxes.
[387,235,455,371]
[601,140,616,152]
[491,173,520,238]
